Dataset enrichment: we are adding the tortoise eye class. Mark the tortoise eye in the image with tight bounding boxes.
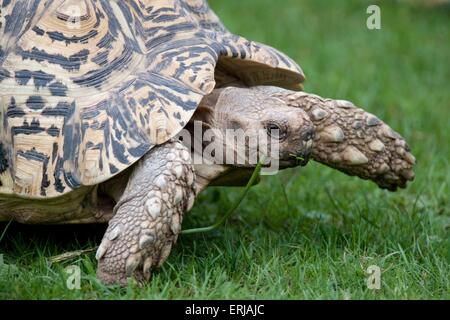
[266,122,286,140]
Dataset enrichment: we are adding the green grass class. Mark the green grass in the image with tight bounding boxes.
[0,0,449,299]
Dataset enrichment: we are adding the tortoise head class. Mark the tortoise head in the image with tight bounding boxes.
[187,87,314,169]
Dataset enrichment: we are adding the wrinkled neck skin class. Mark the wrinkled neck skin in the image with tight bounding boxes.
[184,85,315,192]
[184,87,254,192]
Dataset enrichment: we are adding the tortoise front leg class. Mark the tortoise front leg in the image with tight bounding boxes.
[96,140,196,285]
[261,87,416,191]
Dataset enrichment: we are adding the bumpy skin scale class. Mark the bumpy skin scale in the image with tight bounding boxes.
[0,0,303,199]
[96,140,196,285]
[264,87,415,190]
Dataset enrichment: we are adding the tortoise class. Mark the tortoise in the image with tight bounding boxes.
[0,0,415,285]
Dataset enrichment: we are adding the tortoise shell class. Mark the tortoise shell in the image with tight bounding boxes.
[0,0,304,198]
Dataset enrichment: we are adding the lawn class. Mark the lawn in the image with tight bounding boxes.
[0,0,449,299]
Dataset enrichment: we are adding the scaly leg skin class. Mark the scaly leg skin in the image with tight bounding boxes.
[96,140,196,285]
[263,87,416,190]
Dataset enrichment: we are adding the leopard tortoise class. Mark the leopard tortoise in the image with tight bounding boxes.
[0,0,415,285]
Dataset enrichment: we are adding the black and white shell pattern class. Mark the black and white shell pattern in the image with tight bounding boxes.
[0,0,305,198]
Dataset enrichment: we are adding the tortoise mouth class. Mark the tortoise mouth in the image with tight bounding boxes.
[279,155,310,168]
[279,137,313,168]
